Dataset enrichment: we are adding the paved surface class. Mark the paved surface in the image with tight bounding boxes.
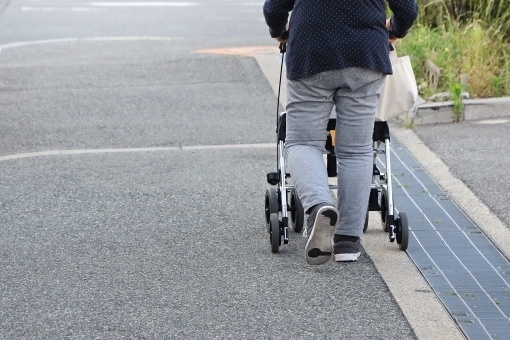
[413,120,510,230]
[2,0,510,338]
[0,0,417,338]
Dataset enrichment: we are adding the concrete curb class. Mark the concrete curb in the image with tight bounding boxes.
[407,96,510,125]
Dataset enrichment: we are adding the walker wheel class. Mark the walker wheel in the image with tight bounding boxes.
[380,191,390,232]
[270,213,281,253]
[396,211,409,251]
[289,189,304,233]
[265,187,279,232]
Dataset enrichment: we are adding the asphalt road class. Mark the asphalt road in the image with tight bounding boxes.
[0,0,416,338]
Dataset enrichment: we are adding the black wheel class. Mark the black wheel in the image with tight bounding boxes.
[289,190,304,233]
[265,187,279,232]
[396,211,409,251]
[363,208,369,233]
[380,191,390,232]
[270,213,281,253]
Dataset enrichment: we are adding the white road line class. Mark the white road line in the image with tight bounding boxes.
[19,1,264,11]
[182,143,273,150]
[0,143,275,163]
[90,2,198,6]
[476,119,509,124]
[0,37,182,52]
[22,7,100,11]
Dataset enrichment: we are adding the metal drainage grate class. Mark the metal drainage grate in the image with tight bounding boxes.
[380,139,510,339]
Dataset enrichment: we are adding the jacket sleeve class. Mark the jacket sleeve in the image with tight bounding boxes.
[387,0,418,38]
[263,0,295,38]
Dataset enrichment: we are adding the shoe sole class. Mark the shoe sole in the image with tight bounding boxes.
[334,252,360,262]
[305,207,338,265]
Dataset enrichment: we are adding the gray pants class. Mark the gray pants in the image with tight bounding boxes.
[284,67,385,238]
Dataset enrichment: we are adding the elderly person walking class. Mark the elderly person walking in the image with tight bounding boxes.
[263,0,418,265]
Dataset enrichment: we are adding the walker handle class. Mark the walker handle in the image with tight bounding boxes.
[278,31,289,53]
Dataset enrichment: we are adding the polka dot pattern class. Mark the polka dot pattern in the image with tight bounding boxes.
[263,0,418,80]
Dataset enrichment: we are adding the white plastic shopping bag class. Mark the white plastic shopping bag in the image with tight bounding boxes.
[376,46,418,121]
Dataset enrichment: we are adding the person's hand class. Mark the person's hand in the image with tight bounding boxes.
[386,18,398,44]
[275,36,288,43]
[275,27,289,44]
[275,23,290,43]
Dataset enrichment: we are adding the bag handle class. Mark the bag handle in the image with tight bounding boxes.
[389,43,398,61]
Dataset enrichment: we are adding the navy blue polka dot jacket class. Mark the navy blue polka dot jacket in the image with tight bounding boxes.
[263,0,418,80]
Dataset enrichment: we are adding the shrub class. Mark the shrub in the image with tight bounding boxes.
[394,0,510,98]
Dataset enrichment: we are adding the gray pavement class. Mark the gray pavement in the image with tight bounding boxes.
[1,150,415,338]
[2,0,509,338]
[0,0,417,338]
[0,41,276,154]
[413,119,510,230]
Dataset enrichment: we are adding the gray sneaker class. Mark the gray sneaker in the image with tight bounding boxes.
[333,235,361,262]
[304,205,338,265]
